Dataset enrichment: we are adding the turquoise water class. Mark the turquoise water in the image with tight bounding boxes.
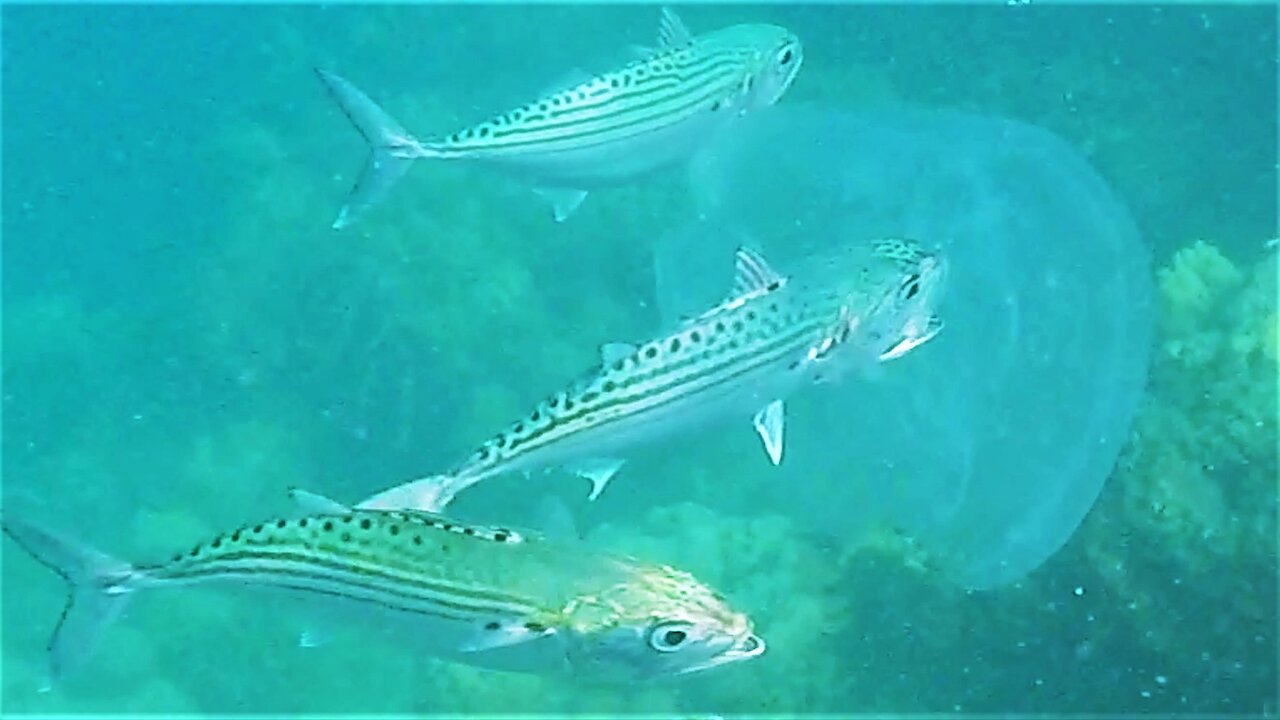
[3,4,1276,715]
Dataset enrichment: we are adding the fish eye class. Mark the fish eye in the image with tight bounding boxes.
[648,622,692,652]
[902,273,921,300]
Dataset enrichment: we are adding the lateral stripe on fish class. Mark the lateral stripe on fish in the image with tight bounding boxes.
[162,561,530,620]
[450,55,748,153]
[466,312,828,466]
[159,550,536,611]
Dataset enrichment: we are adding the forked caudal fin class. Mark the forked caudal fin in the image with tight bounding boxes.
[355,474,461,513]
[2,514,138,688]
[315,68,432,230]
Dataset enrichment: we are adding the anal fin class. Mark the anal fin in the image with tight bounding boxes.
[565,458,626,501]
[534,187,589,222]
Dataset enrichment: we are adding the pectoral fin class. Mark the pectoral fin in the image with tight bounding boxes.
[752,400,785,465]
[880,314,944,361]
[534,187,588,222]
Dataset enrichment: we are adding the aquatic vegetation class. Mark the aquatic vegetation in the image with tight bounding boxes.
[2,5,1272,715]
[1104,240,1276,567]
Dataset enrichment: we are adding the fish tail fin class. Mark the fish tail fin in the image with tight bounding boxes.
[356,474,463,513]
[315,68,432,230]
[3,514,138,688]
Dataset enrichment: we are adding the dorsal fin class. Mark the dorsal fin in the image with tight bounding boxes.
[731,247,786,298]
[657,7,694,49]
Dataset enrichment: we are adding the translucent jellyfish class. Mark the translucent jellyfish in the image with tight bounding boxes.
[656,106,1154,589]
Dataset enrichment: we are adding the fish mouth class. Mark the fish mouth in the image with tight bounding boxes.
[678,633,766,675]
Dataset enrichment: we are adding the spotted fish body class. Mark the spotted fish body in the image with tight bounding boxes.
[4,500,762,686]
[360,238,947,513]
[318,8,803,227]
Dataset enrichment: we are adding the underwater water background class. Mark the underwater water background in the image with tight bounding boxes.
[2,3,1276,716]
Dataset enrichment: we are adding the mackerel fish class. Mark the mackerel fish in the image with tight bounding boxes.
[316,8,803,228]
[358,237,947,513]
[4,493,762,687]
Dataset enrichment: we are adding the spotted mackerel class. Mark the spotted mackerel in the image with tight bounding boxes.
[359,238,947,513]
[4,493,762,686]
[316,8,803,227]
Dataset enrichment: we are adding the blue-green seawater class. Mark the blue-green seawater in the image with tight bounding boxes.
[2,5,1275,715]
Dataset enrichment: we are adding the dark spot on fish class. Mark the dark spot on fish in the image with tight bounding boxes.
[710,100,720,112]
[580,392,598,403]
[495,434,508,448]
[905,283,920,300]
[715,321,726,332]
[342,515,354,524]
[513,422,525,433]
[690,331,701,343]
[530,409,541,422]
[610,78,621,88]
[552,96,563,105]
[341,532,351,542]
[211,537,222,549]
[413,535,422,545]
[577,91,587,100]
[603,380,617,392]
[299,518,309,528]
[549,396,560,408]
[644,346,658,359]
[231,530,242,542]
[389,524,400,536]
[525,621,546,632]
[276,519,287,529]
[636,67,647,78]
[478,126,491,137]
[747,311,758,321]
[511,110,524,121]
[189,545,200,557]
[463,527,476,536]
[360,518,372,530]
[253,524,264,534]
[443,523,455,532]
[732,321,744,332]
[450,132,462,142]
[322,521,334,532]
[612,359,626,372]
[485,621,501,631]
[670,338,681,352]
[171,552,184,563]
[494,532,509,542]
[538,103,548,112]
[769,303,779,313]
[767,281,781,292]
[477,447,490,461]
[564,398,575,411]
